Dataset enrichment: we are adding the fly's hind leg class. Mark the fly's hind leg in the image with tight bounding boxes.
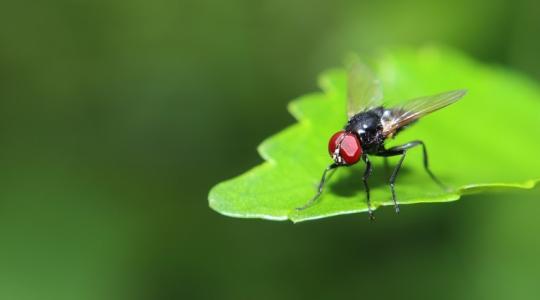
[389,140,446,188]
[376,140,445,213]
[383,157,390,174]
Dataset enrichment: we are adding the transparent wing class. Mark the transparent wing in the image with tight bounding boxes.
[347,62,383,119]
[382,89,467,137]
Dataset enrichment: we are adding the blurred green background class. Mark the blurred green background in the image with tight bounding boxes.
[0,0,539,299]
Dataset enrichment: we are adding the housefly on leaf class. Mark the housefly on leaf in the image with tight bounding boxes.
[296,62,467,220]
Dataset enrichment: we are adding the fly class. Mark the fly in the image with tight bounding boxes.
[296,62,467,219]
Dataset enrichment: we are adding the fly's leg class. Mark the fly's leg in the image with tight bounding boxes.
[362,155,374,220]
[387,140,446,188]
[418,142,446,189]
[377,140,445,213]
[383,157,390,173]
[390,152,406,213]
[296,163,339,211]
[377,148,405,213]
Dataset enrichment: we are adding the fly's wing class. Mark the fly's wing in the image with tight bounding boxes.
[347,62,383,119]
[382,89,467,137]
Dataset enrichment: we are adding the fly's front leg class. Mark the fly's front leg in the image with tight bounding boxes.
[296,163,339,211]
[362,155,374,220]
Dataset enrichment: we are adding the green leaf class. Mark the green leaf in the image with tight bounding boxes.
[209,46,540,223]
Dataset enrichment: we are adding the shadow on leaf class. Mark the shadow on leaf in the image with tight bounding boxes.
[328,162,412,197]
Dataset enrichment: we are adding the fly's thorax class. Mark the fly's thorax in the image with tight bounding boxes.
[345,108,385,152]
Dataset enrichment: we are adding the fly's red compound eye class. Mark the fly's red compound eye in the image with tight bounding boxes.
[328,131,362,165]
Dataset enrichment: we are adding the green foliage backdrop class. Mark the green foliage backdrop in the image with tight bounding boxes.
[1,1,540,299]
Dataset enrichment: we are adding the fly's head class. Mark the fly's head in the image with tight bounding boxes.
[328,130,362,165]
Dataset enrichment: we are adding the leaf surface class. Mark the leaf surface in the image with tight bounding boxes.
[209,47,540,222]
